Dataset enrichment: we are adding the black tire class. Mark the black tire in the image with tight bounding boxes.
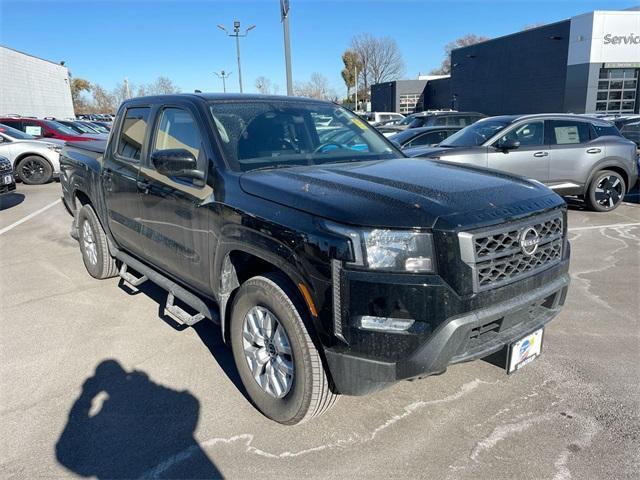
[77,205,118,279]
[230,272,338,425]
[16,155,53,185]
[585,170,626,212]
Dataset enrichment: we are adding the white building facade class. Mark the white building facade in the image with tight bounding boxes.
[0,46,75,119]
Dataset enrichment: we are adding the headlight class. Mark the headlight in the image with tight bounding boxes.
[326,223,435,273]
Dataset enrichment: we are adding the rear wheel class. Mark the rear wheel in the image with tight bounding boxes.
[77,205,118,279]
[230,272,338,424]
[17,156,53,185]
[586,170,626,212]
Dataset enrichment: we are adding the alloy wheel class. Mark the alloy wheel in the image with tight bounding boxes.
[20,159,47,184]
[81,221,98,266]
[594,174,623,209]
[242,305,294,398]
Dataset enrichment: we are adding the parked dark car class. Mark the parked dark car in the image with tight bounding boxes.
[611,116,640,147]
[0,155,16,195]
[405,114,638,212]
[60,94,570,425]
[408,111,486,129]
[0,117,98,142]
[388,126,461,149]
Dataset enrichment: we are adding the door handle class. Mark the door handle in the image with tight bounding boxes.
[586,148,601,154]
[137,180,150,194]
[533,151,549,157]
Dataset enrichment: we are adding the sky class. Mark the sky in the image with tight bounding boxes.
[1,0,638,97]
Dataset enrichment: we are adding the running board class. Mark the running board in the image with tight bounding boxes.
[112,248,220,327]
[119,263,148,287]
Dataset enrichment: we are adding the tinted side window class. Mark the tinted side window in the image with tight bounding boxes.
[1,120,23,131]
[548,120,590,145]
[498,121,544,146]
[411,131,449,147]
[153,108,202,161]
[592,123,621,138]
[433,116,448,126]
[117,107,150,161]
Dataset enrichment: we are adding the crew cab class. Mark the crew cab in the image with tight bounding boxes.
[59,94,570,424]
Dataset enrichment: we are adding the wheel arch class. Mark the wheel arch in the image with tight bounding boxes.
[14,153,54,180]
[585,161,630,193]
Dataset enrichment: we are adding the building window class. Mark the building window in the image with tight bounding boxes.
[596,68,638,114]
[399,93,422,114]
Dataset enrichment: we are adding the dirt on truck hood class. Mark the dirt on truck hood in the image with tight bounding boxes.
[239,158,563,229]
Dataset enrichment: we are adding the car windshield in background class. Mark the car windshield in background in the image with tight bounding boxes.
[0,123,36,140]
[440,118,510,147]
[209,101,397,172]
[45,120,79,135]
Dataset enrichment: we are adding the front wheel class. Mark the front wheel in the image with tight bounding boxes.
[586,170,626,212]
[17,156,53,185]
[230,273,338,425]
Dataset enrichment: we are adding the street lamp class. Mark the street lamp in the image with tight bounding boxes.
[214,70,232,93]
[217,21,256,93]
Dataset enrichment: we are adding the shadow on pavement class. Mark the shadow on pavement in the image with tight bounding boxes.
[55,359,222,479]
[0,192,25,210]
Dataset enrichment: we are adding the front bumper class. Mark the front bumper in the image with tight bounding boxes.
[325,270,569,395]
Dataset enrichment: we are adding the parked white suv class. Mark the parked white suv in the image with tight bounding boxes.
[361,111,405,125]
[0,123,61,184]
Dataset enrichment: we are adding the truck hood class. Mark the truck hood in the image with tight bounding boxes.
[239,158,563,229]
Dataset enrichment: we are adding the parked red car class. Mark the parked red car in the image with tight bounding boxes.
[0,118,99,142]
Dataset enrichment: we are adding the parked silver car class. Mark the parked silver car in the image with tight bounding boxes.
[405,114,638,212]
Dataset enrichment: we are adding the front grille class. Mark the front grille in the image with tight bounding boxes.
[0,159,12,175]
[458,210,564,292]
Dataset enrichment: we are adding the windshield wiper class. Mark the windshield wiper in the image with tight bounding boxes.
[248,163,302,172]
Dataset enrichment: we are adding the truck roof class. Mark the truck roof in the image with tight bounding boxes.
[122,93,330,105]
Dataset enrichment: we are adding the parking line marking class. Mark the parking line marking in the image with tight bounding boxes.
[569,222,640,232]
[0,199,61,235]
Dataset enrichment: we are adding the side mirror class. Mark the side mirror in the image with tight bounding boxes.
[497,139,520,151]
[151,149,204,180]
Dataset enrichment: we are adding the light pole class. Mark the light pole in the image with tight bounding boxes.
[217,21,255,93]
[214,70,232,93]
[280,0,293,95]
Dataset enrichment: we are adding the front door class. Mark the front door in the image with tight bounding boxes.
[102,106,150,257]
[487,120,550,182]
[136,106,212,293]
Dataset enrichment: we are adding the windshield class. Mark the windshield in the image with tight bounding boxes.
[209,101,397,172]
[45,120,79,135]
[0,123,36,139]
[439,118,510,147]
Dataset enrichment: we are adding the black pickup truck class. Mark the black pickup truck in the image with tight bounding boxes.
[60,94,570,425]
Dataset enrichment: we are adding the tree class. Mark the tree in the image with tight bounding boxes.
[70,77,92,113]
[340,50,361,102]
[146,76,181,95]
[255,76,279,95]
[349,34,405,102]
[91,84,115,113]
[293,73,336,101]
[430,34,490,75]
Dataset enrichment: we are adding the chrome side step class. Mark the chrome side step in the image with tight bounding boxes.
[119,263,148,287]
[165,292,205,326]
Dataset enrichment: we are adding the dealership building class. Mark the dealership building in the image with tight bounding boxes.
[372,8,640,116]
[0,46,75,119]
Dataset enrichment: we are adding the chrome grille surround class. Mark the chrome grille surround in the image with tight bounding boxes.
[0,157,12,174]
[458,210,564,292]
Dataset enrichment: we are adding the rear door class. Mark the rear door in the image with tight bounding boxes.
[102,106,149,256]
[486,119,549,181]
[136,105,212,292]
[545,119,595,189]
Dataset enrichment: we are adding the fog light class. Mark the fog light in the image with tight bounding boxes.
[357,315,415,332]
[405,256,432,272]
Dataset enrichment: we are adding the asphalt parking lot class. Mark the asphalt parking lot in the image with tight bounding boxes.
[1,182,639,479]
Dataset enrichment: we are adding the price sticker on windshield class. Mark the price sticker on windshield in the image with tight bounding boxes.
[351,118,367,130]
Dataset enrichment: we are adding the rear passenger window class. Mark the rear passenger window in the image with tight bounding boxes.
[153,108,202,161]
[548,120,590,145]
[117,107,150,161]
[591,123,620,138]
